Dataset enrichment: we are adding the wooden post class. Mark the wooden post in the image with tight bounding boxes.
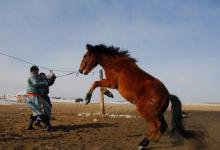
[3,94,5,100]
[99,69,105,115]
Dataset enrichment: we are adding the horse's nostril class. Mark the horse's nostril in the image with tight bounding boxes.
[79,69,83,74]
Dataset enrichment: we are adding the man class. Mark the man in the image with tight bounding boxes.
[26,66,51,131]
[34,72,56,128]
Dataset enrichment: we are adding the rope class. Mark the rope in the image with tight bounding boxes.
[0,51,76,77]
[56,72,76,78]
[0,51,51,71]
[0,51,76,73]
[0,50,99,78]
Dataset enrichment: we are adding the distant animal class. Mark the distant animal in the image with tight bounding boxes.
[75,98,83,103]
[79,44,193,149]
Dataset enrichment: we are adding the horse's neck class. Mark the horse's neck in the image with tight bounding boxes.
[99,55,119,68]
[99,55,134,73]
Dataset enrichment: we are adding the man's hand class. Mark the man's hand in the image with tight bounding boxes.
[51,73,56,79]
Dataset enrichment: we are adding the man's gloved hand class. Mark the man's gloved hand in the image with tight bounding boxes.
[51,73,56,79]
[47,73,56,79]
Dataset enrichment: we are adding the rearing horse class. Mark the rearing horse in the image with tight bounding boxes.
[79,44,191,149]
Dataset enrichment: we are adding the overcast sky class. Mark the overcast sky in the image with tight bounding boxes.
[0,0,220,103]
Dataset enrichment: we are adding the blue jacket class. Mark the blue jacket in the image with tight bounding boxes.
[27,74,48,94]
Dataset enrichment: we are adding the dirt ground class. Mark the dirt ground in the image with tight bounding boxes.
[0,103,219,150]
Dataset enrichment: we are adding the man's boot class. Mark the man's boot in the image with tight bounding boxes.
[45,116,52,132]
[34,119,43,128]
[45,121,51,132]
[39,115,51,132]
[27,114,36,130]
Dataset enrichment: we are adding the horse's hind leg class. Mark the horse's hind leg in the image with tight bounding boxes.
[137,115,159,149]
[151,114,168,142]
[144,116,163,142]
[137,109,168,149]
[138,115,167,150]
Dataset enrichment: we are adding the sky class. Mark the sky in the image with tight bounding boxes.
[0,0,220,103]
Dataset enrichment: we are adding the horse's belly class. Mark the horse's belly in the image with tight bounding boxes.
[118,88,137,104]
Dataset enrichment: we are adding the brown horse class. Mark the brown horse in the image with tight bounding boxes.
[79,44,192,149]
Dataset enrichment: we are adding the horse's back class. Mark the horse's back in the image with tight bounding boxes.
[114,63,169,106]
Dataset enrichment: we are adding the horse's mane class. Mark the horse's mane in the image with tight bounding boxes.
[93,44,137,62]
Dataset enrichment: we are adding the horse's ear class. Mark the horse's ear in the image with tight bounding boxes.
[86,44,93,52]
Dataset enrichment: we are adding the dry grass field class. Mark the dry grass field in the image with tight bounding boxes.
[0,103,219,150]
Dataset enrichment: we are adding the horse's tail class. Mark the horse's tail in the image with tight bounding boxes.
[169,94,192,139]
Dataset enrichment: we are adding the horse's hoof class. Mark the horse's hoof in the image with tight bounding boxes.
[138,146,145,150]
[85,93,92,105]
[138,137,150,148]
[104,90,114,98]
[85,99,90,105]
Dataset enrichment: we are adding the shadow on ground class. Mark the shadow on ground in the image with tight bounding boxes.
[52,123,118,132]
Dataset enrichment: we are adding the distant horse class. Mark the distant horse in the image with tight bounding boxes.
[75,98,83,103]
[79,44,192,149]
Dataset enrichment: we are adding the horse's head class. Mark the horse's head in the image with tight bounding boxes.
[79,44,99,75]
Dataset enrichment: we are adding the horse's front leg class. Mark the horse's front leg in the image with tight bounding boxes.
[85,79,115,104]
[103,88,114,98]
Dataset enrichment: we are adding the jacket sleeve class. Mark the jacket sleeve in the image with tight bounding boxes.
[30,76,48,87]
